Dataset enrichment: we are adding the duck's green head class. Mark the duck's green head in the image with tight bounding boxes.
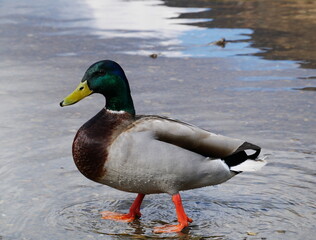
[60,60,135,115]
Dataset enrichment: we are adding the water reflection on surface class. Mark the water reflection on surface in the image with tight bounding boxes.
[80,0,316,70]
[76,0,316,92]
[163,0,316,69]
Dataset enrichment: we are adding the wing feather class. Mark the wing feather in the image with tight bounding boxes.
[128,115,245,158]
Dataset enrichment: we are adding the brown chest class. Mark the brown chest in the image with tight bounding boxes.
[71,109,133,182]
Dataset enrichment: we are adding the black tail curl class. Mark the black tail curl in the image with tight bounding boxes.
[223,142,261,168]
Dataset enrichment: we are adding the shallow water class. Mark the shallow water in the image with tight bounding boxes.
[0,0,315,239]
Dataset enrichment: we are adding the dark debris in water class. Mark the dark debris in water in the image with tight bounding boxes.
[149,53,160,59]
[209,38,227,48]
[208,38,250,48]
[293,87,316,91]
[298,76,316,80]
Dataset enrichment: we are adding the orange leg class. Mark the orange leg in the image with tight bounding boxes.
[154,193,193,233]
[101,193,145,222]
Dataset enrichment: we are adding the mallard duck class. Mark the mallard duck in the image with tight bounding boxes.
[60,60,265,233]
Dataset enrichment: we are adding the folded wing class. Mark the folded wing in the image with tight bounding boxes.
[130,116,264,171]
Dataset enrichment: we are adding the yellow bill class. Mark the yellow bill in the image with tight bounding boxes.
[60,80,93,107]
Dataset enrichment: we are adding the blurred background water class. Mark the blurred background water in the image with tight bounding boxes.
[0,0,315,239]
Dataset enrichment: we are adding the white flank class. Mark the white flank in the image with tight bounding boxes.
[230,159,267,172]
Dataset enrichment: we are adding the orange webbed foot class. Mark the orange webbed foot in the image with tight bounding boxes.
[101,193,145,223]
[153,223,187,233]
[154,193,193,233]
[100,211,139,222]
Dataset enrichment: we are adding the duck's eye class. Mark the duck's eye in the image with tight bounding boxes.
[79,86,84,90]
[94,70,106,77]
